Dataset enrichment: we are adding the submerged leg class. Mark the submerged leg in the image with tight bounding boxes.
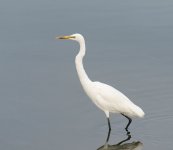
[121,113,132,132]
[106,117,111,143]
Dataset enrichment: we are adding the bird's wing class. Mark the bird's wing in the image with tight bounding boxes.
[93,81,137,114]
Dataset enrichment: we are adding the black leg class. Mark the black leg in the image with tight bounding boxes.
[106,117,111,143]
[117,133,131,145]
[121,114,132,133]
[107,117,111,131]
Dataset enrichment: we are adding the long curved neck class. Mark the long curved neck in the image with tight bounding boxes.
[75,39,91,87]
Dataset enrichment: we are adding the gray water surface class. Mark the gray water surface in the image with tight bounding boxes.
[0,0,173,150]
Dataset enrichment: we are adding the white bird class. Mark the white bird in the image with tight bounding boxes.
[57,33,144,140]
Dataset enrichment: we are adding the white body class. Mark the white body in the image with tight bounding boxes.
[59,33,145,119]
[81,81,144,118]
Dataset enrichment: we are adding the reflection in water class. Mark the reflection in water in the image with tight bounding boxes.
[97,141,143,150]
[116,132,131,145]
[98,128,143,150]
[105,121,132,144]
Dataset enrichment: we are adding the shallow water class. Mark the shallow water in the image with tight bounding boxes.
[0,0,173,150]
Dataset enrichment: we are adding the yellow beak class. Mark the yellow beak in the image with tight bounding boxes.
[56,35,75,40]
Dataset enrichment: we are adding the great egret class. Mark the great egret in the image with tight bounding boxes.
[57,33,145,139]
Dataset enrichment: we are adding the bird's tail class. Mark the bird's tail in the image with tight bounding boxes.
[133,105,145,118]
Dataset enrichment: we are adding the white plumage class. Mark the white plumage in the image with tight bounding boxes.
[57,33,145,138]
[90,81,144,118]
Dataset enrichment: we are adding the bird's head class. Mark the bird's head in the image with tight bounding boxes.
[56,33,84,43]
